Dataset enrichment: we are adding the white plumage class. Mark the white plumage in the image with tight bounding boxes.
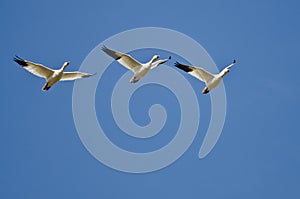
[174,60,236,94]
[14,56,94,91]
[102,46,171,83]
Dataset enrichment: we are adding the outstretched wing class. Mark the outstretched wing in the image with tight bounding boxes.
[225,59,236,69]
[151,56,171,69]
[102,46,141,72]
[13,56,54,79]
[60,72,94,81]
[174,61,214,83]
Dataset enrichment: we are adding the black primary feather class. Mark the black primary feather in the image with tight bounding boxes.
[174,61,193,72]
[13,56,28,67]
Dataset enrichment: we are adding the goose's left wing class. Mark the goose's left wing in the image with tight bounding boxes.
[174,61,214,83]
[102,46,141,72]
[14,56,54,79]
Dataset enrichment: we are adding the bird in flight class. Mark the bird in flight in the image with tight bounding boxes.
[102,46,171,83]
[14,56,94,91]
[174,59,236,94]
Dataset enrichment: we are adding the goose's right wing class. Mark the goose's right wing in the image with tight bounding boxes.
[60,72,94,81]
[13,56,54,79]
[225,59,236,69]
[174,61,214,83]
[102,46,141,72]
[151,56,171,69]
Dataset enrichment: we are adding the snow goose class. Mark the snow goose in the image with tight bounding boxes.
[102,46,171,83]
[174,59,236,94]
[14,56,94,91]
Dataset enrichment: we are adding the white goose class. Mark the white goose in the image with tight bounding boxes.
[174,59,236,94]
[102,46,171,83]
[14,56,94,91]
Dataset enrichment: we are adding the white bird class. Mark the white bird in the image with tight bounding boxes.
[102,46,171,83]
[14,56,94,91]
[174,59,236,94]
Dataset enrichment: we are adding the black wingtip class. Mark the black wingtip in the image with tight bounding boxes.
[233,59,236,64]
[13,55,20,62]
[174,61,193,72]
[168,56,171,59]
[101,45,107,51]
[13,55,28,67]
[101,45,121,60]
[14,55,22,60]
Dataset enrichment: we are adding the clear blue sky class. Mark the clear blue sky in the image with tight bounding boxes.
[1,0,300,198]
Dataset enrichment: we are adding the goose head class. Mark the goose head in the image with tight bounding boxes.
[148,55,160,66]
[152,55,160,61]
[220,68,230,77]
[62,61,70,70]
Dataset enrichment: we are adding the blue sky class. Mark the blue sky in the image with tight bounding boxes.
[1,0,300,198]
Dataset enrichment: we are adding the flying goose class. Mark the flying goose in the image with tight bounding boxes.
[174,59,236,94]
[14,56,94,91]
[102,46,171,83]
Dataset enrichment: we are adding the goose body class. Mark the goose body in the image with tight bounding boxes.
[102,46,171,83]
[14,56,93,91]
[174,59,236,94]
